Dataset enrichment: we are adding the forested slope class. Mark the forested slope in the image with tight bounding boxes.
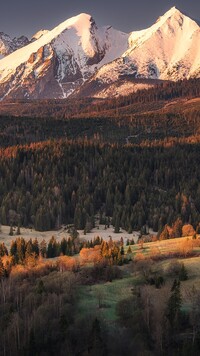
[0,140,200,232]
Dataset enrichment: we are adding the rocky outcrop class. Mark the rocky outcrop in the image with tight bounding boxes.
[0,32,29,56]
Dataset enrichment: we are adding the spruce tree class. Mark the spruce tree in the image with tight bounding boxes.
[114,217,120,233]
[172,218,183,238]
[166,279,182,330]
[88,318,107,356]
[16,224,21,235]
[179,263,188,281]
[9,226,14,236]
[39,239,47,257]
[127,246,132,254]
[159,225,169,240]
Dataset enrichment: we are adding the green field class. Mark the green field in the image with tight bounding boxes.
[77,274,141,323]
[77,237,200,326]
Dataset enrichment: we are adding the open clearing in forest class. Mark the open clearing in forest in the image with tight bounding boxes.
[125,235,200,258]
[77,275,139,323]
[0,224,141,249]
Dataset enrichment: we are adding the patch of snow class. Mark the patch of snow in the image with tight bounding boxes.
[31,29,49,41]
[93,81,154,99]
[0,224,140,249]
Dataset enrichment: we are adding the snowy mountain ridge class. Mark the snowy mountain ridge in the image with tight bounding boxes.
[78,6,200,98]
[0,7,199,100]
[0,32,29,57]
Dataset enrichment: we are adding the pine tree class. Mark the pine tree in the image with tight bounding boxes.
[32,238,39,256]
[9,226,14,236]
[88,318,107,356]
[127,246,132,254]
[171,218,183,238]
[120,246,124,256]
[39,239,47,257]
[114,217,120,233]
[0,243,8,257]
[16,224,21,235]
[1,207,7,225]
[159,225,169,240]
[179,263,188,281]
[16,237,26,263]
[47,236,58,258]
[101,241,109,258]
[36,280,45,294]
[125,184,131,206]
[105,189,113,216]
[10,240,17,263]
[25,240,34,259]
[60,238,67,255]
[69,227,79,240]
[128,225,132,234]
[166,279,182,330]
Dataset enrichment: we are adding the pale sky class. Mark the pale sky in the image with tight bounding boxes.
[0,0,199,38]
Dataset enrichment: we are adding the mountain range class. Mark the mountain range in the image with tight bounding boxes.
[0,6,199,100]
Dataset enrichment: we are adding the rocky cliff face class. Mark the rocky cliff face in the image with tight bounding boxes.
[0,32,29,57]
[0,13,128,100]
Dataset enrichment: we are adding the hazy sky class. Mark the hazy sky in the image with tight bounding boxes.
[1,0,199,38]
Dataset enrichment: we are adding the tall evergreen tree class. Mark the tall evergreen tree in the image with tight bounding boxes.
[166,279,182,330]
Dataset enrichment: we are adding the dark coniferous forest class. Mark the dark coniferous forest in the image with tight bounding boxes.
[1,139,200,233]
[0,79,199,233]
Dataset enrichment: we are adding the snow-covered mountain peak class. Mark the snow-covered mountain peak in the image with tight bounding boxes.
[0,8,199,100]
[0,13,96,80]
[0,12,128,99]
[51,13,94,39]
[128,7,199,50]
[155,6,199,29]
[78,7,200,99]
[156,6,181,22]
[62,12,92,28]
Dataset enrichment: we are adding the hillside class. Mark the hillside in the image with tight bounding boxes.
[1,228,200,355]
[0,78,199,150]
